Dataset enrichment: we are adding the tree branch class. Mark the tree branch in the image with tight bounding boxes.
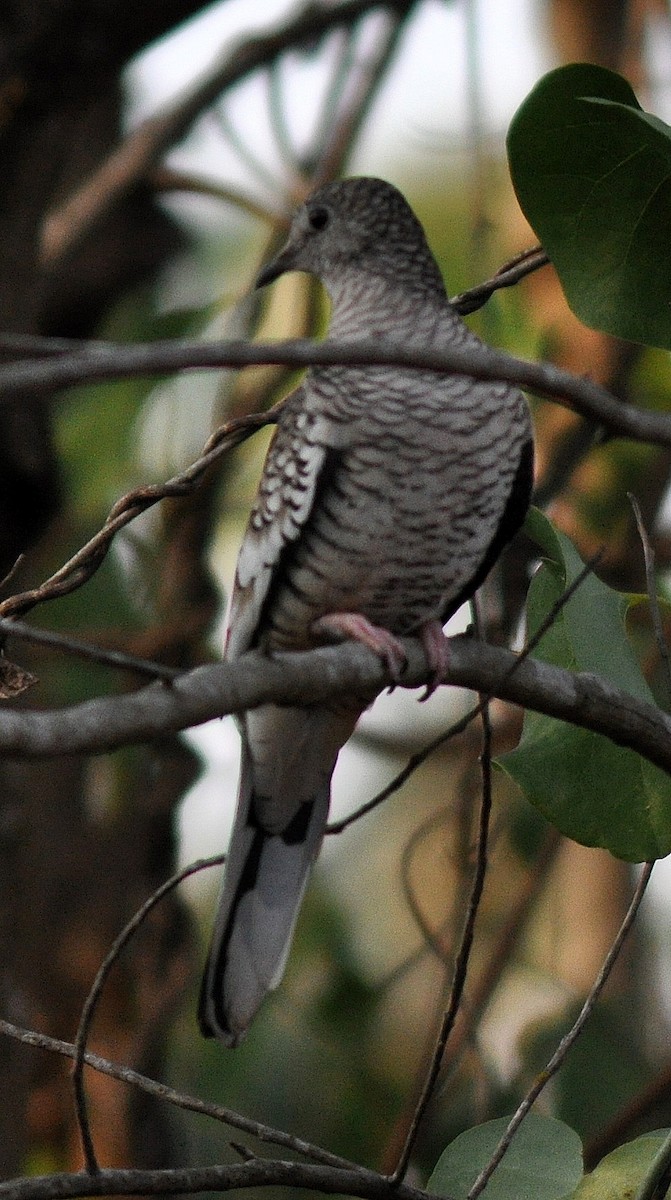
[0,408,275,620]
[41,0,418,266]
[0,618,181,681]
[390,661,494,1181]
[466,861,654,1199]
[451,246,549,315]
[1,637,670,786]
[0,1159,431,1200]
[0,337,667,448]
[0,1014,362,1175]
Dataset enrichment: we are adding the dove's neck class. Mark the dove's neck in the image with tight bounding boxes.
[323,267,457,344]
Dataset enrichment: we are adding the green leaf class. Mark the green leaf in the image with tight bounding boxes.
[498,509,671,861]
[507,63,671,348]
[570,1132,668,1200]
[427,1113,583,1200]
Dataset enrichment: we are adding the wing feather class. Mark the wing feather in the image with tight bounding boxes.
[225,387,329,660]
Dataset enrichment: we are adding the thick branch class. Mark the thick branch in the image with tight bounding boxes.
[0,1159,430,1200]
[1,638,670,781]
[0,337,667,447]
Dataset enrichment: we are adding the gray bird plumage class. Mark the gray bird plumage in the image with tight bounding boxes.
[199,177,533,1045]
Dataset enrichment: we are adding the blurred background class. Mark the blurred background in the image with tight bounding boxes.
[3,0,671,1187]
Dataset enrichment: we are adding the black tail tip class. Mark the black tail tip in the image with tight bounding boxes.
[198,980,246,1048]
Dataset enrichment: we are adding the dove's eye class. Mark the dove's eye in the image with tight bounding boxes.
[307,206,329,231]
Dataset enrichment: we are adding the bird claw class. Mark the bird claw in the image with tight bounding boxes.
[419,620,450,700]
[311,612,407,681]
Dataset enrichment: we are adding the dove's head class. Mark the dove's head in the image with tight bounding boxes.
[256,177,445,299]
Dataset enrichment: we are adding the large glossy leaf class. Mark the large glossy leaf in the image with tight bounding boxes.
[498,510,671,861]
[427,1113,583,1200]
[507,63,671,348]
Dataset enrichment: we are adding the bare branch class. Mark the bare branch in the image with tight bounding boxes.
[329,548,603,835]
[398,805,461,960]
[451,246,549,315]
[439,829,562,1077]
[150,167,284,224]
[633,1128,671,1200]
[0,1015,360,1176]
[0,408,276,620]
[0,618,181,681]
[0,337,667,448]
[0,1155,432,1200]
[391,604,494,1181]
[466,862,654,1199]
[214,106,289,200]
[72,856,225,1174]
[0,637,670,793]
[309,10,407,186]
[40,0,417,267]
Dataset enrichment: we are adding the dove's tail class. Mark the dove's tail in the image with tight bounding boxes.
[198,704,356,1046]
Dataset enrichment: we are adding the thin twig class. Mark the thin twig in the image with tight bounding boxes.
[0,1017,361,1175]
[214,107,286,199]
[309,10,407,186]
[629,493,671,705]
[0,618,182,681]
[390,603,494,1181]
[463,0,491,325]
[150,167,284,225]
[633,1126,671,1200]
[399,805,462,961]
[71,855,225,1174]
[326,704,482,834]
[267,56,303,177]
[466,862,655,1200]
[451,247,550,316]
[304,26,357,171]
[440,829,561,1071]
[0,407,277,621]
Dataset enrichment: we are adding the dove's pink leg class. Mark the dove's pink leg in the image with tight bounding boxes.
[419,619,450,699]
[312,612,407,680]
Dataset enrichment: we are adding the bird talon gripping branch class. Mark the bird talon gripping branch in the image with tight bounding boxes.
[199,177,534,1045]
[418,619,452,700]
[311,611,408,680]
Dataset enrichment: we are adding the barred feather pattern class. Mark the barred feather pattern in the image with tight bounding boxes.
[199,177,533,1045]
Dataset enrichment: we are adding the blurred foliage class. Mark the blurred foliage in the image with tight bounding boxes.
[5,2,671,1198]
[522,1001,650,1143]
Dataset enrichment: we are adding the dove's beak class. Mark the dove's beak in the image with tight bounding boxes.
[256,246,295,288]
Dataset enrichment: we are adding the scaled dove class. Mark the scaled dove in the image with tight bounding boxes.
[199,176,533,1045]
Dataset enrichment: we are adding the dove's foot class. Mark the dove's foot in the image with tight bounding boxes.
[312,612,407,681]
[419,620,450,700]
